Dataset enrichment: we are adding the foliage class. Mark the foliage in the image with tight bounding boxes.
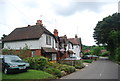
[74,60,85,69]
[57,65,76,74]
[47,62,76,74]
[92,46,101,56]
[115,47,120,61]
[2,44,31,59]
[58,60,85,70]
[2,70,55,79]
[24,56,48,70]
[44,67,62,78]
[2,49,16,55]
[93,13,120,61]
[100,51,109,57]
[84,52,91,55]
[82,60,93,63]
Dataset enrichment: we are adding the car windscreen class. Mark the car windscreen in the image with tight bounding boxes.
[4,56,22,62]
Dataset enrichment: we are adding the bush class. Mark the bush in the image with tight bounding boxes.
[115,47,120,61]
[59,60,85,70]
[47,62,76,74]
[44,67,62,78]
[75,64,85,69]
[84,52,91,55]
[24,56,48,70]
[57,64,76,74]
[100,51,109,57]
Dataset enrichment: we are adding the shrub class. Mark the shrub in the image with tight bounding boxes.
[47,62,76,74]
[44,67,62,78]
[115,47,120,61]
[74,60,85,69]
[24,56,48,70]
[75,64,85,69]
[57,64,76,74]
[100,51,109,57]
[59,60,85,70]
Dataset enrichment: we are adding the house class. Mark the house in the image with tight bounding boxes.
[68,35,82,57]
[2,20,57,62]
[66,40,74,57]
[53,29,74,60]
[53,29,68,60]
[83,48,90,53]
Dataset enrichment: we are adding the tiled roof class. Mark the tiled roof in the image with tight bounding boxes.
[2,25,54,42]
[68,38,80,45]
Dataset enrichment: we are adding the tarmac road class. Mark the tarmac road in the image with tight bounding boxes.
[60,57,119,80]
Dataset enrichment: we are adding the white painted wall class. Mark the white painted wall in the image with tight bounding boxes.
[4,34,56,50]
[72,45,81,57]
[66,43,73,50]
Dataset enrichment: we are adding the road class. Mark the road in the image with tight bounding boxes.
[60,57,119,80]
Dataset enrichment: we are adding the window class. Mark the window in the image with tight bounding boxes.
[68,43,70,49]
[52,38,54,48]
[76,45,78,48]
[31,51,35,57]
[46,35,51,45]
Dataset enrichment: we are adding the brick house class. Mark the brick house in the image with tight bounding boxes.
[53,29,74,60]
[2,20,57,61]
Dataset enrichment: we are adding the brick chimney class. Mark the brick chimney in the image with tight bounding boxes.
[53,29,58,36]
[36,20,43,25]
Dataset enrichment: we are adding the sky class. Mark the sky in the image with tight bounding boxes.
[0,0,119,46]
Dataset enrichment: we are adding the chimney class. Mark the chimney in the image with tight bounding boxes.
[53,29,58,36]
[28,25,31,27]
[36,20,43,25]
[75,34,78,38]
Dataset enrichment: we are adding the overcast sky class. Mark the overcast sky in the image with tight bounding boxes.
[0,0,119,46]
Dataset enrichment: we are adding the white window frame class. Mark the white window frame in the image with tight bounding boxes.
[46,35,51,45]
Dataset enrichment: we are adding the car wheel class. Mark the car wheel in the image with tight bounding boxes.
[4,68,9,74]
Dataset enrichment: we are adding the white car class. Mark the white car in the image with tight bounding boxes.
[64,55,81,60]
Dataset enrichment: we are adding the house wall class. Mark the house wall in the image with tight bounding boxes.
[3,34,57,59]
[72,45,81,57]
[66,43,73,51]
[4,34,56,50]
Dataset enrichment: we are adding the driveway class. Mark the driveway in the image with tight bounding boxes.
[60,58,119,80]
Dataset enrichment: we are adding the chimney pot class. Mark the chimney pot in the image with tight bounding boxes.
[36,20,43,25]
[75,34,78,38]
[28,25,31,27]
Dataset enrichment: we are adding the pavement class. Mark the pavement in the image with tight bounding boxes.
[60,58,119,80]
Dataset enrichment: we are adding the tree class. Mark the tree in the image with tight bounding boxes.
[92,46,101,56]
[93,13,120,59]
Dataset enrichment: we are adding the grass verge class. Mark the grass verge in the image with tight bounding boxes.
[2,70,55,79]
[82,59,93,63]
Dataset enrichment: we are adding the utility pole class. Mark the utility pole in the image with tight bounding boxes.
[118,1,120,13]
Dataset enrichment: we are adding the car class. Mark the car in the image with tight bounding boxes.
[0,55,30,74]
[64,55,81,60]
[82,55,98,59]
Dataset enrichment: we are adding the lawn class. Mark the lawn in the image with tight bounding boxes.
[82,59,93,63]
[2,70,55,79]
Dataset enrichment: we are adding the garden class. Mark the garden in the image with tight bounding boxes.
[2,56,87,80]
